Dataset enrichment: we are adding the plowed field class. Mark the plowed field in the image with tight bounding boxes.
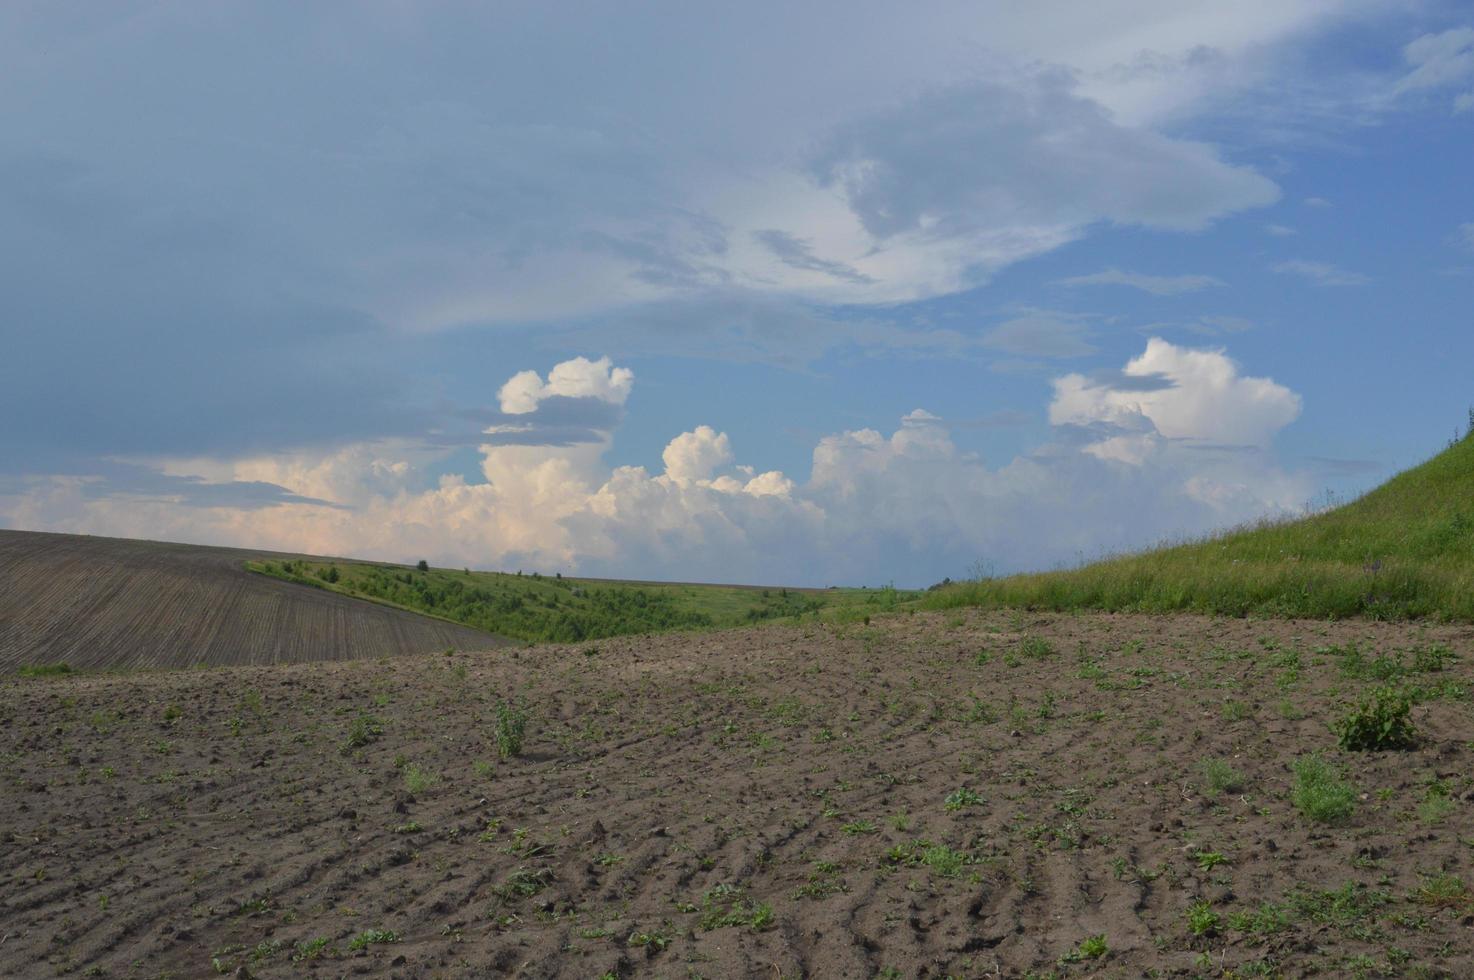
[0,530,501,671]
[3,610,1472,977]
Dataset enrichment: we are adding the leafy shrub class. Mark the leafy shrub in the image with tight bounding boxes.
[495,699,529,758]
[1334,685,1416,750]
[1291,755,1356,823]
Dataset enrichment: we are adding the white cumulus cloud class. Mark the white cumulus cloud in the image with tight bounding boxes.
[498,356,634,415]
[1050,338,1301,449]
[3,341,1314,585]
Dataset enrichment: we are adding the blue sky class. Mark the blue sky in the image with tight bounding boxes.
[3,1,1471,586]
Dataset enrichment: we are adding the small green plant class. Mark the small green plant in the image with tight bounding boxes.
[1061,934,1109,963]
[494,699,529,758]
[1018,636,1055,659]
[885,839,970,878]
[1333,685,1416,751]
[291,937,334,962]
[1200,758,1244,794]
[1291,755,1356,824]
[491,867,553,903]
[627,930,671,951]
[1195,850,1228,871]
[347,929,399,951]
[403,763,440,795]
[1186,900,1220,937]
[943,787,984,812]
[1227,903,1291,935]
[1417,783,1456,824]
[1221,699,1251,721]
[693,883,775,932]
[342,713,384,753]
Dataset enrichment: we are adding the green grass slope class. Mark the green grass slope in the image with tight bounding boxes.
[927,430,1474,621]
[249,559,917,642]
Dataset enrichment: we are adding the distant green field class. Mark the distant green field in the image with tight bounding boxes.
[248,559,918,642]
[927,426,1474,621]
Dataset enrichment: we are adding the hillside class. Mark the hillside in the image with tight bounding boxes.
[928,429,1474,620]
[248,557,914,642]
[0,530,502,671]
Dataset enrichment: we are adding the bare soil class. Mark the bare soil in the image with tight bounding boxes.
[2,610,1472,978]
[0,530,499,671]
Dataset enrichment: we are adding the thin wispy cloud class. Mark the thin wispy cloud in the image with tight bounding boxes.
[1273,259,1370,286]
[982,312,1096,359]
[1056,268,1225,296]
[1394,27,1474,112]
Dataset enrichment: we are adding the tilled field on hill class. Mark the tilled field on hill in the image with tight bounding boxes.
[2,611,1472,978]
[0,530,499,670]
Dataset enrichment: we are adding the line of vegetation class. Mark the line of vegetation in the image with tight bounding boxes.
[250,558,915,643]
[925,418,1474,621]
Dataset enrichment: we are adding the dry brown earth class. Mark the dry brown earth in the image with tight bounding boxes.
[2,610,1472,978]
[0,530,500,671]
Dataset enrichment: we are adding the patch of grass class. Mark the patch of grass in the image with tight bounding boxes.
[1412,873,1469,909]
[490,866,553,904]
[16,663,73,677]
[1291,755,1356,824]
[402,763,440,795]
[1200,758,1245,794]
[1018,636,1056,659]
[1417,784,1456,824]
[1334,685,1417,751]
[1221,699,1252,721]
[1227,902,1292,936]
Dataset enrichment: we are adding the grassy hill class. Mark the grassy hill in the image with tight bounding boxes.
[927,428,1474,621]
[249,558,916,643]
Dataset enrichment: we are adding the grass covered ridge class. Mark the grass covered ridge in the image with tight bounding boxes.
[249,559,916,643]
[927,427,1474,621]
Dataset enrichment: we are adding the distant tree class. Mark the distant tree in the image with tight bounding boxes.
[416,560,429,573]
[325,565,340,584]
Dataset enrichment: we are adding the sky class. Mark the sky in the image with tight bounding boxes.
[2,1,1472,587]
